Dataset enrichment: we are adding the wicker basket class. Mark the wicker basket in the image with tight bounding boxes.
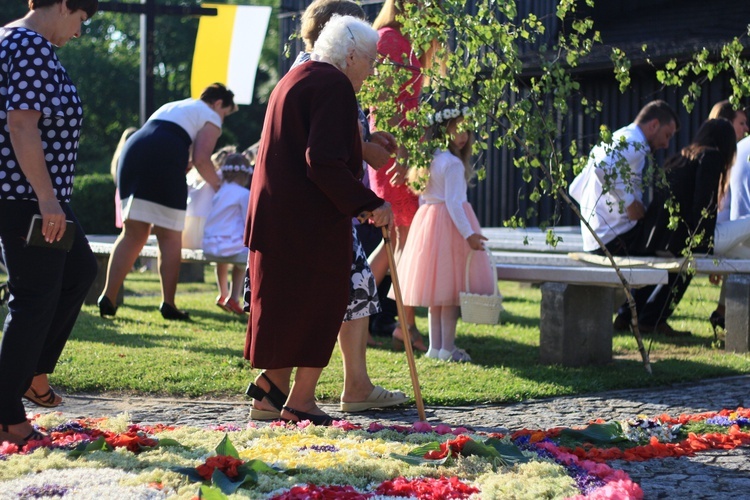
[459,249,503,325]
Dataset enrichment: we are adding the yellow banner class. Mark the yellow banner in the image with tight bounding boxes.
[191,4,236,100]
[191,4,272,105]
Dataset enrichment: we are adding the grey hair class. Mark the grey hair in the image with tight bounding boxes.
[312,15,378,71]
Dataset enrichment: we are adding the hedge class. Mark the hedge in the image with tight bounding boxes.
[70,173,118,235]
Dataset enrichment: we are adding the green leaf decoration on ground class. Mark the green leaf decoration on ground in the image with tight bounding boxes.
[211,469,256,495]
[559,422,626,445]
[156,437,184,448]
[215,434,239,459]
[172,466,205,483]
[68,436,112,457]
[199,484,228,499]
[243,459,281,475]
[390,441,449,466]
[463,438,530,466]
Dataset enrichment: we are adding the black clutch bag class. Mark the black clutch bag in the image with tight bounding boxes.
[25,215,75,251]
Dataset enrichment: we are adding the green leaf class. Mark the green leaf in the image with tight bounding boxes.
[460,438,529,465]
[243,459,281,475]
[558,422,626,444]
[172,466,206,483]
[212,468,257,495]
[156,438,184,448]
[199,484,228,500]
[214,434,239,459]
[389,442,450,466]
[68,436,113,457]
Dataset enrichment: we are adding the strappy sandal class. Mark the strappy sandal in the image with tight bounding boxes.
[281,406,334,426]
[245,372,288,420]
[391,325,428,352]
[23,386,62,408]
[0,423,47,445]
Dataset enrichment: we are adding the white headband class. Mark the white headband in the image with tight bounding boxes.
[221,163,253,174]
[426,106,472,126]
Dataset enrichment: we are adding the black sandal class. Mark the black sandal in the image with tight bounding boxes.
[23,386,61,408]
[281,406,334,426]
[246,372,289,420]
[0,423,47,445]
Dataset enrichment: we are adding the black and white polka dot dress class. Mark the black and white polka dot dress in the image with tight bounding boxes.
[0,27,82,202]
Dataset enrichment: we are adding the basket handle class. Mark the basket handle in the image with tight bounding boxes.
[465,248,499,297]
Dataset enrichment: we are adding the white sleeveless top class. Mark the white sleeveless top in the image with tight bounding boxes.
[149,98,222,140]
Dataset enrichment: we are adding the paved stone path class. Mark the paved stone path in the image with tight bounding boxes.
[25,375,750,499]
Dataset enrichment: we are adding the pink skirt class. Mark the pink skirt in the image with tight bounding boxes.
[392,202,496,306]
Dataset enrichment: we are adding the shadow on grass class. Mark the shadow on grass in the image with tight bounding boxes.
[399,307,744,403]
[74,310,245,359]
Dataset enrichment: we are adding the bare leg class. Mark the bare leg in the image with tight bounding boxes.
[338,317,374,402]
[280,367,328,419]
[367,237,389,284]
[230,264,245,302]
[214,263,229,300]
[152,226,183,306]
[100,220,151,303]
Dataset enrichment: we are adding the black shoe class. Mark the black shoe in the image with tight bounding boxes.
[709,310,725,330]
[640,322,691,337]
[613,313,630,331]
[159,302,190,321]
[281,406,334,426]
[370,316,398,337]
[97,295,117,318]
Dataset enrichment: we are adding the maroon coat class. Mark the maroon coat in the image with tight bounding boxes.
[244,61,384,369]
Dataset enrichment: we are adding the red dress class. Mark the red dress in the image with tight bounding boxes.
[244,62,384,369]
[368,27,422,227]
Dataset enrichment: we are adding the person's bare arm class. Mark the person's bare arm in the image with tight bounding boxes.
[191,123,222,191]
[467,233,488,250]
[363,130,398,170]
[8,109,65,242]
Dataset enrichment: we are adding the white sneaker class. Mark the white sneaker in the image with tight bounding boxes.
[438,347,472,362]
[425,348,440,359]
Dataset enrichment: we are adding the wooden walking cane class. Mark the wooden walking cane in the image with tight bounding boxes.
[358,211,426,421]
[380,225,427,421]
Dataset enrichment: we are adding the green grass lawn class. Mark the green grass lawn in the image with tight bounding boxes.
[2,267,748,405]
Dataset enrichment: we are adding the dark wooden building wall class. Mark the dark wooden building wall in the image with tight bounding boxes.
[279,0,749,227]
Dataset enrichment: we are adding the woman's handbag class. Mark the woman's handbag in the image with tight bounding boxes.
[459,249,503,325]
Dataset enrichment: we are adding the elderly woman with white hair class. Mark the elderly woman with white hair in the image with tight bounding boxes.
[243,15,393,426]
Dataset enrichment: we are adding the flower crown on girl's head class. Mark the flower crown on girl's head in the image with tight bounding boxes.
[221,163,254,175]
[426,105,472,126]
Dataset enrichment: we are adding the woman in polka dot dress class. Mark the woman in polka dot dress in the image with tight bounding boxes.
[97,84,236,321]
[0,0,100,446]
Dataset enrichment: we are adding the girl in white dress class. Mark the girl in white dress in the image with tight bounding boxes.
[394,105,497,362]
[202,149,253,314]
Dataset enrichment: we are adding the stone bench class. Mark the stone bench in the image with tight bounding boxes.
[493,259,668,367]
[484,225,750,356]
[86,237,239,306]
[569,252,750,354]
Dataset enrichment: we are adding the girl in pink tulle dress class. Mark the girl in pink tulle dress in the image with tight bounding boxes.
[394,106,497,362]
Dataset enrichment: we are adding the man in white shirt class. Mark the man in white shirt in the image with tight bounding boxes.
[570,100,679,254]
[570,100,688,336]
